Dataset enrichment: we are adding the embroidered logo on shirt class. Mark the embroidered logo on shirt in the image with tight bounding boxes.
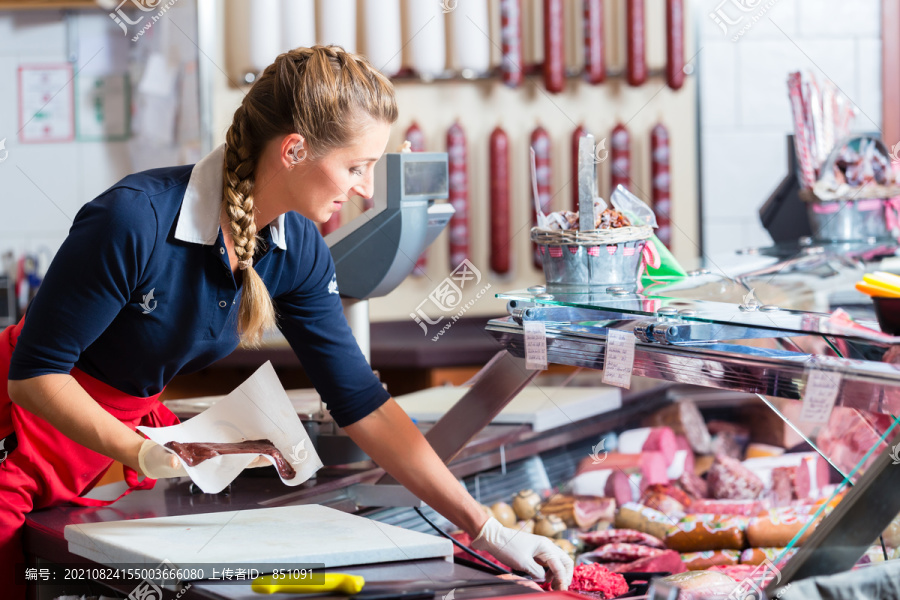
[139,288,157,314]
[328,275,339,295]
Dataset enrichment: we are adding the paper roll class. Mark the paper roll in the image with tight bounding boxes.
[404,0,446,79]
[450,0,491,74]
[363,0,402,76]
[248,0,282,74]
[318,0,356,52]
[280,0,315,51]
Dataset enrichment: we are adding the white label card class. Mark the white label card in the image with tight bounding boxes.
[602,329,636,389]
[800,367,841,426]
[524,321,548,371]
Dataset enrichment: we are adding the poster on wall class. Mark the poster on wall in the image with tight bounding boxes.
[18,64,76,144]
[76,74,131,141]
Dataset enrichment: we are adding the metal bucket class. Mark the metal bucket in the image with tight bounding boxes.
[536,239,647,288]
[806,198,892,243]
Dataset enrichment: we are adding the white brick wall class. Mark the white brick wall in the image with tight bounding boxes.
[697,0,883,256]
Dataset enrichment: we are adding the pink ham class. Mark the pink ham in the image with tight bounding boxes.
[687,499,765,517]
[643,427,677,466]
[641,452,670,489]
[609,550,686,574]
[679,471,709,499]
[795,455,830,500]
[707,455,764,500]
[585,542,665,562]
[574,497,617,529]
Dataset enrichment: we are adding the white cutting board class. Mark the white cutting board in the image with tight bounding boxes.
[395,385,622,432]
[65,505,452,571]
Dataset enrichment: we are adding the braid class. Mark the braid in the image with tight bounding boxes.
[222,105,277,347]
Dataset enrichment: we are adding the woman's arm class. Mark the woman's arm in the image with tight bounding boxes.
[8,374,145,470]
[343,397,488,536]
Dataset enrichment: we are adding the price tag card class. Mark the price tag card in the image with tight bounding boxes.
[602,329,636,389]
[523,321,548,371]
[799,365,841,426]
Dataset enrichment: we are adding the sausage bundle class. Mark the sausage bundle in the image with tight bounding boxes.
[610,124,631,193]
[447,121,470,268]
[651,123,672,247]
[490,126,511,275]
[666,0,685,90]
[543,0,566,93]
[625,0,647,86]
[500,0,524,88]
[583,0,604,84]
[531,126,552,268]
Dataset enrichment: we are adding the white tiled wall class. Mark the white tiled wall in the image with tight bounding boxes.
[697,0,883,257]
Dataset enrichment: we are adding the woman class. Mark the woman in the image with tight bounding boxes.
[1,46,572,596]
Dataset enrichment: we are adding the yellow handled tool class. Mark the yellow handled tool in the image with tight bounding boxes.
[864,272,900,293]
[856,281,900,298]
[252,572,365,595]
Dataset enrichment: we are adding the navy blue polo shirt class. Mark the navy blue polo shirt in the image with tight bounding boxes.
[8,145,390,427]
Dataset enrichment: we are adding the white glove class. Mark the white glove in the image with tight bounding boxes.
[471,517,574,590]
[138,439,188,479]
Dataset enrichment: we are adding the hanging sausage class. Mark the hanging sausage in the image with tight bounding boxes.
[532,126,552,269]
[280,0,315,52]
[490,127,511,275]
[363,0,402,77]
[543,0,565,93]
[500,0,524,88]
[447,121,470,269]
[651,123,672,248]
[318,0,356,52]
[625,0,647,86]
[610,123,630,193]
[406,122,429,276]
[571,124,588,212]
[451,0,492,75]
[583,0,604,84]
[404,0,446,79]
[666,0,685,90]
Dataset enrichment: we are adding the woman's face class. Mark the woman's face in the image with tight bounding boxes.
[289,120,392,223]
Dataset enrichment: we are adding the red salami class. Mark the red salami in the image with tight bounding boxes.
[543,0,565,93]
[587,542,665,562]
[666,0,685,90]
[679,471,709,500]
[531,125,552,268]
[707,455,765,501]
[320,212,340,235]
[579,528,667,549]
[583,0,604,84]
[447,121,469,269]
[610,123,630,193]
[500,0,524,88]
[406,121,428,276]
[688,499,765,517]
[625,0,647,86]
[650,123,672,248]
[571,124,589,211]
[605,469,639,507]
[490,126,511,275]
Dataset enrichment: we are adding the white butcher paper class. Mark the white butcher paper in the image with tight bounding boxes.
[138,361,323,494]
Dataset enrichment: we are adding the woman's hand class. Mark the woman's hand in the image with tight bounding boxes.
[471,517,574,590]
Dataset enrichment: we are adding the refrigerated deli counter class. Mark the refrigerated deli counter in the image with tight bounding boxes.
[22,260,900,599]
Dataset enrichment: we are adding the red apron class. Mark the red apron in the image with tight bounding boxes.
[0,317,180,599]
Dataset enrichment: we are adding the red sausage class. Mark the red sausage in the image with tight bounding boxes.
[490,126,511,275]
[583,0,605,84]
[571,124,588,212]
[320,213,340,235]
[666,0,685,90]
[651,123,671,247]
[500,0,524,88]
[447,120,469,269]
[531,125,552,268]
[610,123,630,193]
[543,0,565,93]
[406,122,428,276]
[626,0,647,86]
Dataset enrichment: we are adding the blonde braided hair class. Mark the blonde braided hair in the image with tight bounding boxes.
[223,46,397,347]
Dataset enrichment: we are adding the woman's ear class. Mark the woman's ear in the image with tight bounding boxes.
[281,133,308,169]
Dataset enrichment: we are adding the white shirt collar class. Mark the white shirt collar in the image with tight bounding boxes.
[175,144,287,250]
